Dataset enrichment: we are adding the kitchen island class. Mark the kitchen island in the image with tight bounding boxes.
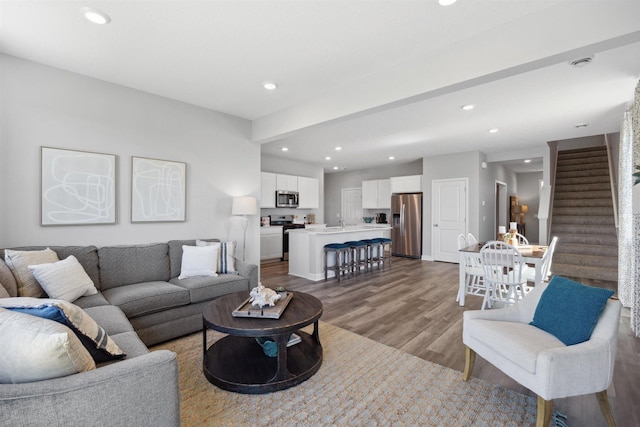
[288,225,392,281]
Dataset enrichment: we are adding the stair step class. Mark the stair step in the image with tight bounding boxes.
[553,190,612,200]
[558,146,607,157]
[555,168,610,179]
[550,223,616,235]
[553,253,618,268]
[551,263,618,282]
[552,198,613,208]
[551,215,615,225]
[549,233,618,246]
[554,242,618,257]
[557,156,609,168]
[555,163,609,173]
[555,183,612,193]
[555,175,610,186]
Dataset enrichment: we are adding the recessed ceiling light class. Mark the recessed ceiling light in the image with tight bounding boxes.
[334,146,342,151]
[263,82,278,90]
[281,147,288,152]
[575,123,589,128]
[570,56,594,68]
[461,104,475,111]
[389,156,395,160]
[439,0,458,5]
[80,7,111,24]
[488,128,499,133]
[524,159,532,163]
[333,166,339,170]
[325,156,331,160]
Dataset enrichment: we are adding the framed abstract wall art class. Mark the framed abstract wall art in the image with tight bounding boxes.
[41,147,117,226]
[131,156,186,222]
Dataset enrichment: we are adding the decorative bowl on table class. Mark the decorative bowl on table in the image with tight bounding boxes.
[363,217,374,223]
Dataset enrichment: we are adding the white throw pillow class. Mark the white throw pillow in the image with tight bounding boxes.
[179,245,219,279]
[196,240,237,274]
[28,255,98,302]
[0,307,96,384]
[4,248,60,298]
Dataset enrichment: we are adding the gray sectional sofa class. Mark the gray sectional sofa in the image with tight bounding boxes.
[0,238,258,426]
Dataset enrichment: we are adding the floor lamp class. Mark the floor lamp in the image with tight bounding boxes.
[232,196,258,261]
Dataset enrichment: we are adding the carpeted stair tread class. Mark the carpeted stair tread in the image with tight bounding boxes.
[552,198,613,207]
[552,263,618,282]
[555,182,612,193]
[554,163,609,173]
[557,156,609,167]
[553,206,614,216]
[550,223,615,235]
[553,252,618,268]
[555,175,610,185]
[550,233,618,246]
[551,215,614,225]
[555,242,619,256]
[553,190,612,200]
[555,168,610,179]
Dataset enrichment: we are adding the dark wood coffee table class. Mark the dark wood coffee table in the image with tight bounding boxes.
[202,291,323,394]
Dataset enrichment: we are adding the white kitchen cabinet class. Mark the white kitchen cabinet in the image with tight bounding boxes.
[362,179,391,209]
[390,175,422,193]
[261,172,276,208]
[297,176,319,209]
[260,227,283,260]
[276,174,298,192]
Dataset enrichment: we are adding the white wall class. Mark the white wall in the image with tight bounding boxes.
[0,55,261,263]
[516,171,543,243]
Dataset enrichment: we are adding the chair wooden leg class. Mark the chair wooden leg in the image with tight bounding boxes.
[536,396,553,427]
[462,346,475,381]
[596,390,617,427]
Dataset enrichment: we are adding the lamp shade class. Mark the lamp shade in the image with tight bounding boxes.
[232,196,258,216]
[521,205,529,213]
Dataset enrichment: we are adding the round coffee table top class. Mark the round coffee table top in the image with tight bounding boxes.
[203,291,323,337]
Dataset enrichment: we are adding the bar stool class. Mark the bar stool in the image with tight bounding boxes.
[373,237,392,269]
[345,240,368,275]
[324,243,351,282]
[360,239,382,270]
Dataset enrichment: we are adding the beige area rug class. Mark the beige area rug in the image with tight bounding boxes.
[152,322,537,426]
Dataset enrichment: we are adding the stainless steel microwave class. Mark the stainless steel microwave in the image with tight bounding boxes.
[276,191,299,208]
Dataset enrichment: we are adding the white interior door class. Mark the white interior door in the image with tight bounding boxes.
[432,178,468,263]
[341,188,362,225]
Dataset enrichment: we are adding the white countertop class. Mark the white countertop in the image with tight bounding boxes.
[289,224,392,235]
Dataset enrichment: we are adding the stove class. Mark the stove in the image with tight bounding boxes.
[270,215,305,260]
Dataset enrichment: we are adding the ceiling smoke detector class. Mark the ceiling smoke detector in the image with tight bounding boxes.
[570,56,594,68]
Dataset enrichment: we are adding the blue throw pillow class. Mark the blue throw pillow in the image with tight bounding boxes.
[530,276,614,346]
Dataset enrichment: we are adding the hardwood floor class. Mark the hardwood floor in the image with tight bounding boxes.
[260,257,640,427]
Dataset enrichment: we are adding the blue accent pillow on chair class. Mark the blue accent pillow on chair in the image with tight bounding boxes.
[530,276,614,346]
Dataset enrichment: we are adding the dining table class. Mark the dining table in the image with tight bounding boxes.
[457,242,548,306]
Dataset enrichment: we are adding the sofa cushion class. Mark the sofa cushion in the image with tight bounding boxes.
[102,281,190,318]
[168,239,219,278]
[530,276,615,346]
[170,274,249,303]
[106,331,149,360]
[28,255,98,302]
[83,305,135,336]
[73,292,111,309]
[98,243,171,290]
[0,258,18,297]
[1,246,101,290]
[0,297,126,363]
[0,307,96,383]
[178,245,218,279]
[4,248,60,297]
[466,318,565,374]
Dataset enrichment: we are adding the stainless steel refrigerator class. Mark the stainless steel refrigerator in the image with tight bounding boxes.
[391,193,422,258]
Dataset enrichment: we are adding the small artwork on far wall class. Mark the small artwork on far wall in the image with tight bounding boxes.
[41,147,117,226]
[131,156,186,222]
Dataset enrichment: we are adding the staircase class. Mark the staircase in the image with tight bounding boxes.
[550,146,618,285]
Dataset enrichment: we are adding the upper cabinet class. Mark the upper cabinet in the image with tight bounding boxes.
[276,174,298,192]
[261,172,276,208]
[298,176,320,209]
[362,179,391,209]
[390,175,422,194]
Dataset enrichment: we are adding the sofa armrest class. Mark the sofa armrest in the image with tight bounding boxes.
[463,303,523,324]
[235,258,258,289]
[0,350,180,426]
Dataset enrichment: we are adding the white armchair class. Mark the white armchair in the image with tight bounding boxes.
[462,281,621,427]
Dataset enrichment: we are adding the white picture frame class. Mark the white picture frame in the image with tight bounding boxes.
[41,147,117,226]
[131,156,186,222]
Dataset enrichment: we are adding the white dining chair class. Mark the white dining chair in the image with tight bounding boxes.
[457,234,488,306]
[466,233,478,246]
[515,232,529,245]
[480,241,529,308]
[523,236,558,284]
